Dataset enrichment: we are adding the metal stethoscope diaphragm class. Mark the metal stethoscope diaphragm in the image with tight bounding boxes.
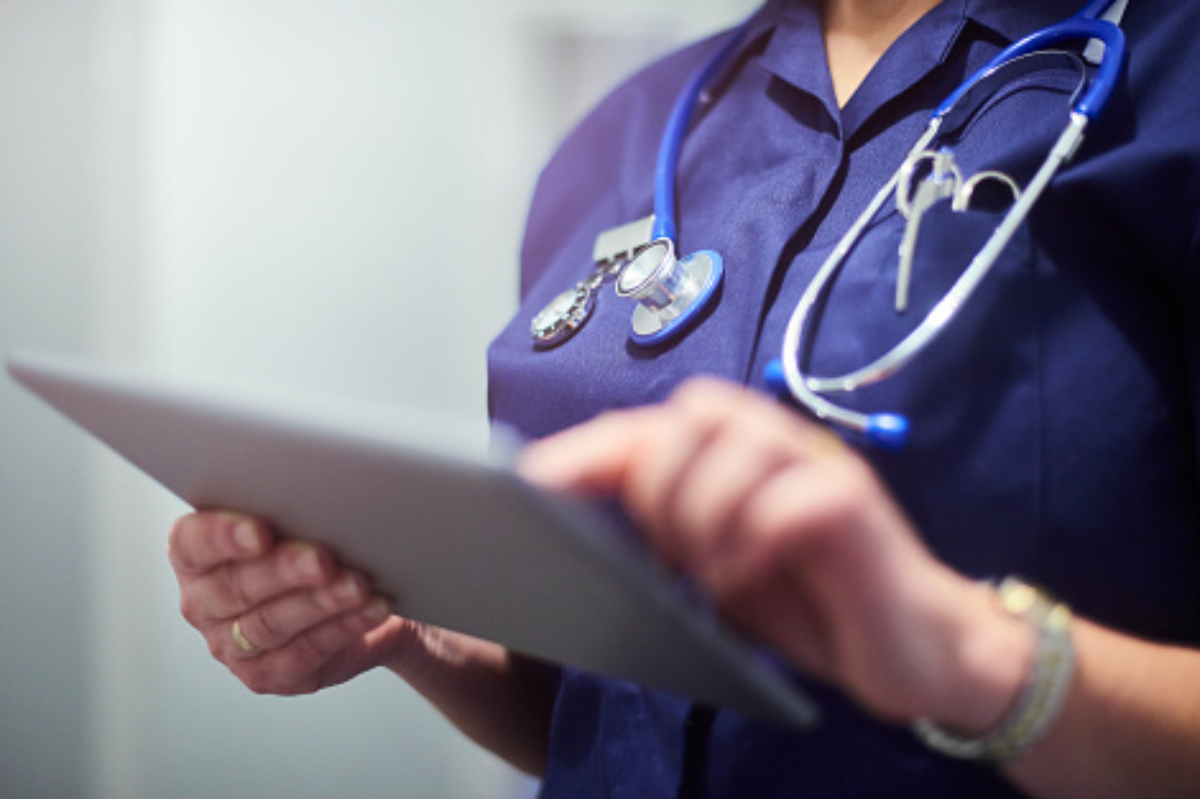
[615,239,724,346]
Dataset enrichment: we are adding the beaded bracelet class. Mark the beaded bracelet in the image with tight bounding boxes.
[912,577,1075,762]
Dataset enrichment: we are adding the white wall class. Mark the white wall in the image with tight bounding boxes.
[0,3,92,797]
[0,1,758,797]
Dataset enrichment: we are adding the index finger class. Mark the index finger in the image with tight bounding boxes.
[514,379,770,496]
[515,409,652,498]
[168,511,273,575]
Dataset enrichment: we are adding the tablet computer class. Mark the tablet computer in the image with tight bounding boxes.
[8,352,817,727]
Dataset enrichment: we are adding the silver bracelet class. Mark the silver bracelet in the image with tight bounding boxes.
[912,577,1075,762]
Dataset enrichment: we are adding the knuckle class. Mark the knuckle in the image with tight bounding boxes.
[178,593,205,627]
[216,562,253,613]
[254,604,286,646]
[822,457,874,507]
[669,382,714,417]
[592,408,632,432]
[238,664,278,696]
[674,386,747,438]
[336,607,373,637]
[205,633,226,663]
[672,375,722,402]
[672,376,742,414]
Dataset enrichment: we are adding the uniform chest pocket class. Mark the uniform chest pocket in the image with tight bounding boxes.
[804,196,1036,440]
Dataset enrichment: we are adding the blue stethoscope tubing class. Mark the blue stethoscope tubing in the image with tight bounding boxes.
[777,0,1127,450]
[935,0,1124,124]
[653,24,749,244]
[617,25,751,347]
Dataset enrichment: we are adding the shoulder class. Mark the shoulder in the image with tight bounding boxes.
[1122,0,1200,121]
[1073,1,1200,277]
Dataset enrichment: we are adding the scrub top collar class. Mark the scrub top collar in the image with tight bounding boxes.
[752,0,970,137]
[743,0,1095,140]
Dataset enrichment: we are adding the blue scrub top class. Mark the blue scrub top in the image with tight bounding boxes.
[488,0,1200,796]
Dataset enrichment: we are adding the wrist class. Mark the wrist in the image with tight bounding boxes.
[926,580,1035,736]
[915,578,1076,761]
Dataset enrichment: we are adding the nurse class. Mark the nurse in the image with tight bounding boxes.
[167,0,1200,796]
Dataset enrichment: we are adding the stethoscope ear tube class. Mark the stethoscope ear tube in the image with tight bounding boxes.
[934,13,1125,123]
[652,25,751,243]
[777,102,1089,448]
[770,0,1127,448]
[763,358,910,450]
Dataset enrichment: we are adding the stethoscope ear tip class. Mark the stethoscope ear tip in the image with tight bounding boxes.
[865,414,909,450]
[763,358,787,394]
[764,360,909,450]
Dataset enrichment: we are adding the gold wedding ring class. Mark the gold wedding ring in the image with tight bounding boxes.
[231,618,260,655]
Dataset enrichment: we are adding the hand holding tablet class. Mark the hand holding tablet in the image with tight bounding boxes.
[8,352,816,727]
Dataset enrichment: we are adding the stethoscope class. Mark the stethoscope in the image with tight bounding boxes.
[778,0,1126,449]
[531,0,1127,449]
[529,23,748,349]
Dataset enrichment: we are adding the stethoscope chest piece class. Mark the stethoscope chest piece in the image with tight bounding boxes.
[616,238,724,346]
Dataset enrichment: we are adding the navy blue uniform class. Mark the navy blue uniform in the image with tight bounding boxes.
[488,0,1200,795]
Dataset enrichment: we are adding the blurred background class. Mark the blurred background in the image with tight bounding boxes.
[0,0,758,797]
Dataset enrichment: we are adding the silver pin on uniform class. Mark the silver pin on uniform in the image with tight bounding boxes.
[530,215,656,348]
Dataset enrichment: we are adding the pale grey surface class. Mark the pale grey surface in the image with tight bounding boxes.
[0,1,760,798]
[0,3,90,797]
